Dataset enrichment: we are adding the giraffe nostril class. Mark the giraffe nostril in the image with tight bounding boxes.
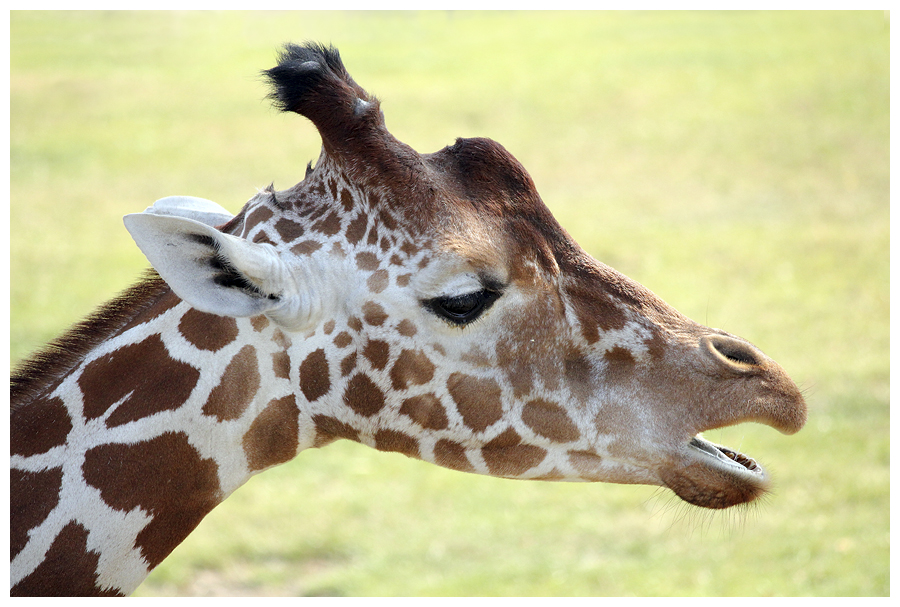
[702,334,763,370]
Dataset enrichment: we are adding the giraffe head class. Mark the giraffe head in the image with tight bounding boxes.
[126,43,805,509]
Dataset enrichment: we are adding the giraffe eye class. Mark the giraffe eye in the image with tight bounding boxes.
[425,288,502,326]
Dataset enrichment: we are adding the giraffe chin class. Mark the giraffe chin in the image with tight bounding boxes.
[659,436,770,509]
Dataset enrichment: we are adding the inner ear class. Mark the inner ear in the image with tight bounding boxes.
[124,213,290,319]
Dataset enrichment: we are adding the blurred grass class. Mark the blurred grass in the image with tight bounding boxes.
[10,11,888,596]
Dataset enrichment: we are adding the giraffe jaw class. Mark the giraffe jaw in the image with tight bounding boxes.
[658,434,770,509]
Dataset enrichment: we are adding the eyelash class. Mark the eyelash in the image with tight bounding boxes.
[423,287,503,326]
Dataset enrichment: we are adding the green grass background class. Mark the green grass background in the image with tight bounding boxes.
[10,11,888,596]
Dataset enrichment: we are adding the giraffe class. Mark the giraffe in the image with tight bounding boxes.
[10,43,807,596]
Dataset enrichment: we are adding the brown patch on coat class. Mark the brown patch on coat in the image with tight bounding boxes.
[312,211,342,236]
[367,269,390,293]
[363,339,390,370]
[397,319,417,337]
[390,349,436,390]
[346,213,368,245]
[291,240,323,256]
[243,395,300,471]
[481,428,548,476]
[312,414,360,446]
[244,205,275,233]
[362,301,388,326]
[274,216,305,242]
[202,345,260,421]
[250,315,270,332]
[10,466,63,560]
[11,396,72,457]
[355,251,380,271]
[299,348,331,402]
[11,271,171,410]
[521,398,581,443]
[272,351,291,379]
[179,309,240,351]
[399,393,449,430]
[343,373,386,417]
[11,521,123,596]
[82,432,221,569]
[79,334,200,426]
[447,372,503,432]
[374,429,420,458]
[434,439,474,472]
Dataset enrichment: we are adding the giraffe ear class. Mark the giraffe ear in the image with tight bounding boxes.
[141,195,235,227]
[124,213,309,328]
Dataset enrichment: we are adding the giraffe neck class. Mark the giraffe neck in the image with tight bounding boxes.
[10,272,306,596]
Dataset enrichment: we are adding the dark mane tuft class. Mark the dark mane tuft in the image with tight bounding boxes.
[10,271,174,410]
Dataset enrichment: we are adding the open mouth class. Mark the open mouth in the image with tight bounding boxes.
[688,435,763,476]
[658,434,771,508]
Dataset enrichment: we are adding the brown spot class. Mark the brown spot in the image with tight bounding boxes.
[346,213,368,245]
[482,428,547,476]
[397,319,417,337]
[250,315,270,332]
[396,274,411,287]
[299,348,331,402]
[400,241,419,257]
[341,352,358,376]
[82,432,221,569]
[390,253,403,266]
[447,373,503,432]
[312,414,360,446]
[334,332,353,348]
[399,393,448,430]
[355,251,380,271]
[291,240,323,256]
[252,230,276,245]
[563,265,642,344]
[378,208,398,231]
[245,205,274,232]
[11,521,123,596]
[604,345,636,366]
[564,353,595,403]
[179,309,239,351]
[367,269,390,293]
[568,450,604,479]
[272,351,291,380]
[79,334,200,427]
[272,329,290,349]
[11,396,72,457]
[390,349,436,391]
[323,320,336,334]
[434,439,474,472]
[362,301,389,326]
[243,395,300,471]
[10,467,62,560]
[121,285,181,333]
[274,216,304,242]
[343,373,386,417]
[363,339,390,370]
[374,429,420,458]
[347,316,363,332]
[312,211,342,236]
[340,187,355,212]
[366,227,378,246]
[522,399,581,443]
[202,345,260,421]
